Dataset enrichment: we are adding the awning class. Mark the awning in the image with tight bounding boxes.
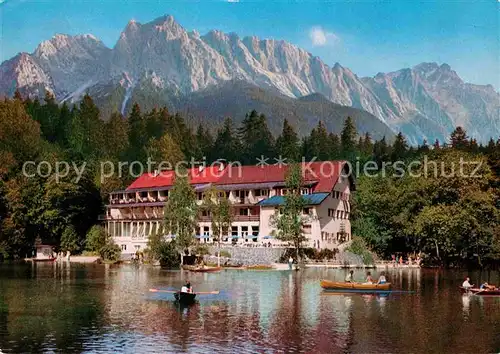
[231,235,239,239]
[263,235,273,239]
[195,235,210,239]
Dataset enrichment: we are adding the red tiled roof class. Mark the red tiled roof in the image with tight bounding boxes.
[126,161,348,193]
[127,166,225,190]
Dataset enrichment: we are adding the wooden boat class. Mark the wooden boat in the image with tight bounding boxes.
[320,279,391,291]
[459,287,500,296]
[174,291,197,304]
[25,257,57,263]
[189,266,222,273]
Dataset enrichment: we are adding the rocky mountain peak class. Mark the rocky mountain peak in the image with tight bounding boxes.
[0,16,498,144]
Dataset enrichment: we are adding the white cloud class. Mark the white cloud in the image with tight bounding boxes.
[309,26,339,47]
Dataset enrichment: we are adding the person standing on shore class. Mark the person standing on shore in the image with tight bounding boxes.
[288,256,293,270]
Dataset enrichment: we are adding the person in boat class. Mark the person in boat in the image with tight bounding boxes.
[462,277,474,290]
[479,282,496,291]
[377,271,387,285]
[345,270,354,282]
[365,271,374,284]
[181,282,193,293]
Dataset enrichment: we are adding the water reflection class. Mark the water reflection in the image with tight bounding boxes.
[0,264,499,353]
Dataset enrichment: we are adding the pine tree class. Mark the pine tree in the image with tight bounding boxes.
[13,89,22,101]
[310,121,330,161]
[373,136,390,167]
[195,124,214,161]
[450,127,469,150]
[104,112,129,159]
[340,116,357,159]
[391,132,409,161]
[144,107,162,140]
[239,110,275,164]
[329,133,341,160]
[58,102,73,148]
[276,119,300,162]
[213,117,242,162]
[127,102,146,163]
[145,132,185,166]
[433,139,441,150]
[40,91,60,143]
[77,93,103,158]
[418,139,430,154]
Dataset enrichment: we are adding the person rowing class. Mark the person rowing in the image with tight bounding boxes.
[462,277,474,290]
[345,270,354,283]
[377,272,387,285]
[181,281,193,293]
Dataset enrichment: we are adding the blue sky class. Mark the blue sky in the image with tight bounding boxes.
[1,0,498,88]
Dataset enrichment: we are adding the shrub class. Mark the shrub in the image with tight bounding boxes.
[60,226,80,253]
[219,250,231,258]
[99,241,121,262]
[193,245,210,256]
[85,225,107,253]
[146,231,180,268]
[346,236,375,265]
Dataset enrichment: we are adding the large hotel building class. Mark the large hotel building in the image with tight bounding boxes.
[103,161,355,258]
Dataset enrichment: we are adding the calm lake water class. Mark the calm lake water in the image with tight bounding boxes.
[0,263,499,353]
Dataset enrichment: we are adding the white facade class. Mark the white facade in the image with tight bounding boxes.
[104,163,354,257]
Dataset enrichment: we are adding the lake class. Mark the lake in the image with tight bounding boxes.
[0,263,499,353]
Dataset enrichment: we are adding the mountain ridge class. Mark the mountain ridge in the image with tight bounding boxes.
[1,14,498,144]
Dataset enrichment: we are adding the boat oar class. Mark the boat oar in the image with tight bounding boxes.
[149,288,220,295]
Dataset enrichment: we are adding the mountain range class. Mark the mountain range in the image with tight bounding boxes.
[1,15,498,144]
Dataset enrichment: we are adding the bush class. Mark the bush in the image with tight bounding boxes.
[60,226,80,253]
[219,250,231,258]
[99,241,121,262]
[85,225,107,253]
[317,248,337,260]
[193,245,210,256]
[346,236,375,265]
[146,231,180,268]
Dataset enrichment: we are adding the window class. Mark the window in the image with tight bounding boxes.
[140,192,147,198]
[231,226,238,236]
[239,208,249,216]
[340,211,344,219]
[328,208,335,218]
[252,226,259,236]
[135,245,140,250]
[242,226,249,237]
[203,227,210,236]
[197,192,203,200]
[254,189,261,197]
[303,225,312,234]
[121,244,127,251]
[196,227,200,235]
[345,212,350,220]
[303,208,311,215]
[300,188,310,195]
[337,210,340,219]
[202,210,210,217]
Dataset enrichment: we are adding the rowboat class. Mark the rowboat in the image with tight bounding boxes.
[320,279,391,291]
[189,267,222,273]
[174,291,197,304]
[459,287,500,296]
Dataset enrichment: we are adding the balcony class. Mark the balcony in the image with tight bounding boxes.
[234,215,260,222]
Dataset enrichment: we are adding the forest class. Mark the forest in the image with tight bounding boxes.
[0,91,499,266]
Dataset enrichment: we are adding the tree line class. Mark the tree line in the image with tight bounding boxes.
[0,90,499,266]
